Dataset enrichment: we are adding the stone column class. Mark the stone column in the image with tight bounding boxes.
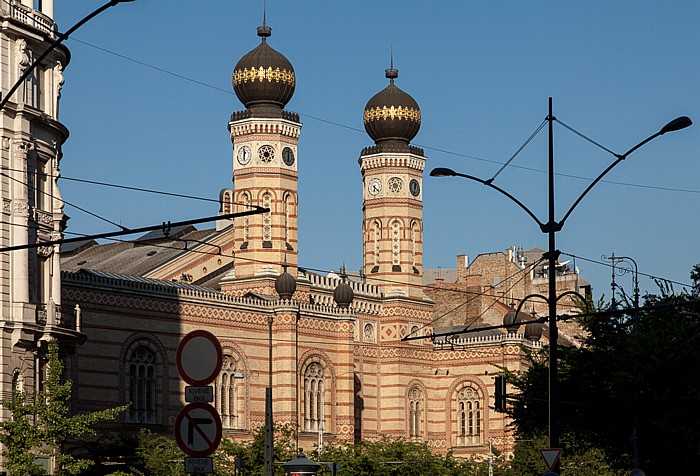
[11,140,31,306]
[41,0,54,19]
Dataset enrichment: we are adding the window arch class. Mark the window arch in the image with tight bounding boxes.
[239,192,250,243]
[303,362,325,432]
[411,220,420,271]
[372,221,381,271]
[128,346,157,424]
[408,385,424,440]
[391,219,401,270]
[215,354,244,430]
[262,192,272,243]
[283,193,294,248]
[455,385,482,447]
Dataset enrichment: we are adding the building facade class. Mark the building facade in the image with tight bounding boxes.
[1,6,590,470]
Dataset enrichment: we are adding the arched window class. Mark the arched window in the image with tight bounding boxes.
[223,191,232,214]
[391,219,401,270]
[215,355,244,430]
[262,192,272,243]
[128,346,157,424]
[240,192,250,243]
[455,385,482,446]
[373,221,381,271]
[411,221,420,271]
[408,385,424,439]
[284,193,293,247]
[304,362,325,432]
[11,370,23,404]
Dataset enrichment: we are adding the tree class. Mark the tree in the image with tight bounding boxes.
[0,340,127,476]
[508,265,700,474]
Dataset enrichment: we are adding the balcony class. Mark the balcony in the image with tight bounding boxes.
[6,2,55,36]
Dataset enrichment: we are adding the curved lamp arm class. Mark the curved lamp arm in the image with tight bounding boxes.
[430,167,544,228]
[559,116,692,227]
[0,0,136,111]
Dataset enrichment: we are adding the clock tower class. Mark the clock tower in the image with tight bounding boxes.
[225,22,301,283]
[359,65,425,298]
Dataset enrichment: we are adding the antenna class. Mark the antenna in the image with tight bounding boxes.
[263,0,267,26]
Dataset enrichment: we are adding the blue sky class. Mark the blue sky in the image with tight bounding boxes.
[55,1,699,300]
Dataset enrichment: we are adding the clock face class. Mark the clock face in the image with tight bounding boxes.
[258,145,275,163]
[282,147,295,166]
[368,178,382,196]
[409,179,421,197]
[237,145,251,165]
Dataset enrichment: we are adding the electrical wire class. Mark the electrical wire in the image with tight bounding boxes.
[489,119,547,182]
[560,251,693,289]
[65,37,700,196]
[0,170,127,230]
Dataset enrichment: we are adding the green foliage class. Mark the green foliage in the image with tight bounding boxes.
[0,340,127,476]
[133,429,186,476]
[316,436,501,476]
[508,265,700,474]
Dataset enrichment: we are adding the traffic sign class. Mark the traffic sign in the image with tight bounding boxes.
[185,386,214,403]
[177,330,222,386]
[630,470,645,476]
[539,448,561,471]
[185,457,213,474]
[175,402,222,457]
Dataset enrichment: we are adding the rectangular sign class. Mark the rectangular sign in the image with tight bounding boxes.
[185,386,214,403]
[185,457,213,474]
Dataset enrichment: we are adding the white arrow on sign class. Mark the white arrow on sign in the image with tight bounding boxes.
[539,448,561,471]
[175,403,222,457]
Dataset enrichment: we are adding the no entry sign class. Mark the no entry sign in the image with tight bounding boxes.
[177,330,222,386]
[175,402,222,457]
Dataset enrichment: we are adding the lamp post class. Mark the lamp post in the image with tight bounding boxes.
[604,253,641,470]
[0,0,136,111]
[431,98,690,474]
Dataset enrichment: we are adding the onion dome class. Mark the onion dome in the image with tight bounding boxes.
[275,265,296,300]
[503,302,522,333]
[363,63,421,149]
[333,266,354,309]
[232,24,295,114]
[525,311,543,341]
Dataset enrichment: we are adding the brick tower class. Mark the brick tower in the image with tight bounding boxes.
[359,63,425,299]
[225,21,301,285]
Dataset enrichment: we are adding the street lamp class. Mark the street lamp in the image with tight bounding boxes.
[603,253,641,470]
[431,98,690,474]
[0,0,136,111]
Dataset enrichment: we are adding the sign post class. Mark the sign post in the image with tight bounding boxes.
[176,331,223,474]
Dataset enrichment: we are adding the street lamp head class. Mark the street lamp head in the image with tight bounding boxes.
[659,116,692,135]
[430,167,456,177]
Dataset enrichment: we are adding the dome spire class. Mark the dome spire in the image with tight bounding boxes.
[257,0,271,39]
[386,47,398,83]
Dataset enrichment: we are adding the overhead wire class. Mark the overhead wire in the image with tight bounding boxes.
[65,37,700,196]
[560,251,693,289]
[0,169,127,230]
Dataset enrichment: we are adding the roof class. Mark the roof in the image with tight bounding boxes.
[61,226,221,278]
[68,269,216,293]
[423,268,458,285]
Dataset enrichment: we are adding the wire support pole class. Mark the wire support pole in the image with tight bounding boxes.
[429,98,690,475]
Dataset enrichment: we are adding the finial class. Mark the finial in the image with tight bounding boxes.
[385,47,398,82]
[257,0,271,39]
